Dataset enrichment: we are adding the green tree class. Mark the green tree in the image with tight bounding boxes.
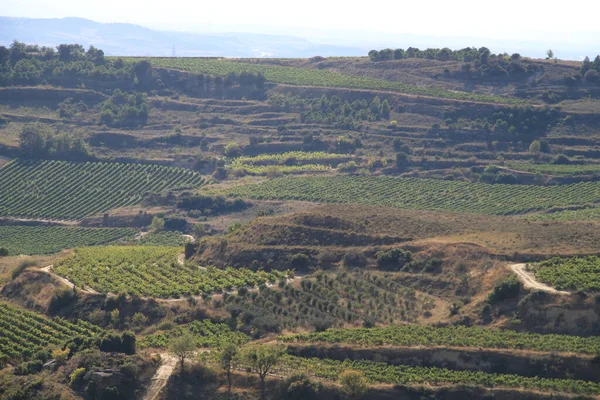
[224,142,242,157]
[380,99,391,119]
[19,123,48,156]
[395,152,409,169]
[529,140,541,157]
[339,369,368,400]
[170,334,197,372]
[150,216,165,232]
[220,343,239,396]
[546,49,554,60]
[243,344,286,399]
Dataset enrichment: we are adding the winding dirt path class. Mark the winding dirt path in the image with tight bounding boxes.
[508,263,570,295]
[144,354,177,400]
[40,265,99,294]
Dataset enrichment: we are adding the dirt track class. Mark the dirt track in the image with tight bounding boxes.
[509,263,570,295]
[144,354,177,400]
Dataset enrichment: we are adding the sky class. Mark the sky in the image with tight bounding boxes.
[2,0,599,43]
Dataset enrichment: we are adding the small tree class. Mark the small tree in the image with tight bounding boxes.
[339,369,368,400]
[546,49,554,60]
[150,216,164,232]
[380,99,391,119]
[396,152,409,169]
[220,343,239,396]
[243,344,286,399]
[170,334,197,372]
[529,140,541,158]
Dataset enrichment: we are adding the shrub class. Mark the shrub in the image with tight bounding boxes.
[11,260,38,280]
[289,253,310,269]
[339,369,368,399]
[488,276,521,304]
[0,247,8,256]
[343,251,367,268]
[376,248,412,270]
[70,367,87,387]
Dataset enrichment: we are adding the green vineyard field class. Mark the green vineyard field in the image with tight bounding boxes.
[139,320,249,349]
[53,246,290,298]
[0,225,136,255]
[128,57,523,104]
[526,206,600,221]
[273,356,600,395]
[528,256,600,292]
[280,324,600,354]
[221,175,600,215]
[0,159,204,220]
[506,162,600,177]
[0,302,103,361]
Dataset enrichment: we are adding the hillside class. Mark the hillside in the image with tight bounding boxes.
[1,40,600,400]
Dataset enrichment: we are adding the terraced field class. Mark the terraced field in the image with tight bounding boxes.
[0,159,204,220]
[53,246,290,298]
[0,302,103,361]
[132,57,523,104]
[139,320,249,349]
[222,175,600,215]
[272,356,600,395]
[280,325,600,354]
[0,225,136,255]
[528,256,600,292]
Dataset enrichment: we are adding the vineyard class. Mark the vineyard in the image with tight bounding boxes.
[228,151,351,175]
[273,356,600,395]
[53,246,290,298]
[0,302,103,361]
[0,225,135,255]
[221,175,600,215]
[130,57,523,104]
[506,162,600,176]
[280,325,600,354]
[0,159,204,220]
[139,320,249,349]
[528,256,600,292]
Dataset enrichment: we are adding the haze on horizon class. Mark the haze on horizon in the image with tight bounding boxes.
[2,0,599,41]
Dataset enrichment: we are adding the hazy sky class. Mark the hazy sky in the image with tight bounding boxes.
[2,0,599,41]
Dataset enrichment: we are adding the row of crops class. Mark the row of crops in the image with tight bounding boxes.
[0,225,136,255]
[0,302,102,361]
[528,256,600,292]
[507,162,600,177]
[132,57,523,104]
[0,159,204,220]
[53,246,290,298]
[280,324,600,354]
[221,175,600,215]
[139,320,249,349]
[228,151,350,175]
[273,356,600,395]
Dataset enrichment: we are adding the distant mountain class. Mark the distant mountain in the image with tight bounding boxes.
[0,17,367,57]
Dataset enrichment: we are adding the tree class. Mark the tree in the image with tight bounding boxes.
[19,123,49,157]
[220,343,239,396]
[380,99,391,119]
[529,140,541,157]
[339,369,368,400]
[396,152,409,169]
[224,142,242,157]
[170,334,196,373]
[150,216,164,232]
[243,344,286,399]
[546,49,554,60]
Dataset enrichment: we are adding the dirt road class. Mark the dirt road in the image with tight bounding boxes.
[144,354,177,400]
[509,263,570,295]
[40,265,99,294]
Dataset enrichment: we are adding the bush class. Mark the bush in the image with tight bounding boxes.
[289,253,310,269]
[487,276,521,304]
[48,287,78,313]
[285,374,322,400]
[0,247,8,256]
[376,248,412,270]
[343,251,367,268]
